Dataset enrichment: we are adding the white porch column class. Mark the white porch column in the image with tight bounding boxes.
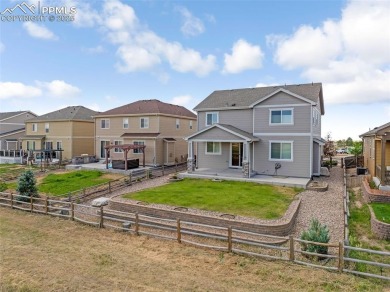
[187,140,195,172]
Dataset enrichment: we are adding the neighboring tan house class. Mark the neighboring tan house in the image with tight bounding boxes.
[21,106,98,160]
[186,83,325,178]
[360,122,390,185]
[94,99,197,166]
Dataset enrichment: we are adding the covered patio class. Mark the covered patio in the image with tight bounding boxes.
[104,143,146,170]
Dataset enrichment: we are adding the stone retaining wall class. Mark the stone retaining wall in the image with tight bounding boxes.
[368,206,390,240]
[108,198,301,236]
[361,179,390,203]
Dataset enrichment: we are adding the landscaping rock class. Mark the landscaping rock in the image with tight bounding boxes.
[91,197,110,207]
[372,177,381,188]
[320,167,330,177]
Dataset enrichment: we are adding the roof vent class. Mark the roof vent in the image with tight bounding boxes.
[231,103,236,107]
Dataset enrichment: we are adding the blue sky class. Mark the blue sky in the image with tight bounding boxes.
[0,0,389,140]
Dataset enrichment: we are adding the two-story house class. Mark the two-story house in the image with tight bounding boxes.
[94,99,197,166]
[21,106,98,160]
[186,83,325,178]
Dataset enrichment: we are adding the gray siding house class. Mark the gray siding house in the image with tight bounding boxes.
[186,83,325,178]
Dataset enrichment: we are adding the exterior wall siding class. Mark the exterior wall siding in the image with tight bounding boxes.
[197,142,230,169]
[0,131,24,150]
[192,127,244,141]
[256,92,308,106]
[313,142,320,174]
[197,109,252,132]
[252,136,311,178]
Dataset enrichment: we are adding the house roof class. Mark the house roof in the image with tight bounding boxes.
[359,122,390,137]
[95,99,196,119]
[186,123,259,142]
[194,83,324,114]
[0,127,25,137]
[27,106,98,122]
[0,111,36,121]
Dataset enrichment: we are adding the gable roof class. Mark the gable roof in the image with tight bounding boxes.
[0,111,36,121]
[359,122,390,137]
[194,83,324,114]
[27,106,98,122]
[95,99,196,119]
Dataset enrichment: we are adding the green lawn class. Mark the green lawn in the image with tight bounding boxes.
[38,170,110,196]
[123,179,301,219]
[371,203,390,224]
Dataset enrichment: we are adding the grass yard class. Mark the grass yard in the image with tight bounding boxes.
[123,178,301,219]
[38,170,113,196]
[1,207,386,291]
[371,203,390,224]
[0,164,38,181]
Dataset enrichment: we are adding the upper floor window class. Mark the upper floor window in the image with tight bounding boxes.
[270,109,293,125]
[206,112,218,126]
[123,118,129,129]
[269,141,293,161]
[114,140,123,153]
[101,119,110,129]
[32,123,37,132]
[176,119,180,129]
[133,141,144,154]
[312,109,319,126]
[189,120,193,130]
[56,141,62,150]
[205,142,221,155]
[140,117,149,129]
[45,123,49,133]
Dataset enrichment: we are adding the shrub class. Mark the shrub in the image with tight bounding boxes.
[0,181,7,192]
[300,219,330,259]
[16,170,38,202]
[368,180,378,190]
[321,160,337,167]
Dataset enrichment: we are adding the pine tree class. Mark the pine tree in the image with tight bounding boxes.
[16,170,38,202]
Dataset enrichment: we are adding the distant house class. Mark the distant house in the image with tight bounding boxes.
[21,106,98,160]
[360,122,390,185]
[0,111,37,163]
[94,99,197,166]
[186,83,325,178]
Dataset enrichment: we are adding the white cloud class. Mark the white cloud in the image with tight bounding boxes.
[0,42,4,53]
[204,14,216,24]
[23,22,58,40]
[255,82,279,88]
[223,39,264,74]
[116,45,161,72]
[0,82,42,99]
[269,0,390,105]
[35,80,81,98]
[170,95,193,107]
[82,45,105,54]
[176,6,205,37]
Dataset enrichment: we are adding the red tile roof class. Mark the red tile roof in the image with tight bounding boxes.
[96,99,196,119]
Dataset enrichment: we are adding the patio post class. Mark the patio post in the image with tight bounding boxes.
[105,147,109,169]
[124,148,128,171]
[380,136,386,183]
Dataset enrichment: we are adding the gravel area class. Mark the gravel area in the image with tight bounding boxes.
[292,167,344,242]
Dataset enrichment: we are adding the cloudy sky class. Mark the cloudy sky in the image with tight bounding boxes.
[0,0,389,140]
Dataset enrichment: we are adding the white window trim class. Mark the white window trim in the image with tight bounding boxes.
[101,119,110,129]
[114,140,123,153]
[45,123,49,133]
[269,108,294,126]
[269,140,293,162]
[205,142,222,155]
[205,112,219,127]
[123,118,129,129]
[32,123,37,132]
[140,117,149,129]
[44,141,53,150]
[189,120,193,130]
[133,140,145,154]
[176,118,180,129]
[56,141,63,150]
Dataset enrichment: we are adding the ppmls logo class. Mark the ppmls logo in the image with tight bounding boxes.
[1,1,76,22]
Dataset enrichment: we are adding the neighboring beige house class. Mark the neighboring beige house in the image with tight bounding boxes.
[360,122,390,185]
[21,106,98,160]
[94,99,197,166]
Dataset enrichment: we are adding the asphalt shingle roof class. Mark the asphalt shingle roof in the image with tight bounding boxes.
[27,106,98,122]
[194,83,324,114]
[95,99,196,119]
[0,111,30,121]
[360,122,390,137]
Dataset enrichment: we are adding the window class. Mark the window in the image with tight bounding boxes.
[32,123,37,132]
[176,119,180,129]
[140,118,149,129]
[114,140,123,153]
[44,141,53,150]
[27,141,36,150]
[206,112,218,126]
[123,118,129,129]
[312,109,320,126]
[270,141,293,161]
[189,120,193,130]
[56,141,62,150]
[101,119,110,129]
[270,109,293,125]
[205,142,221,155]
[45,123,49,133]
[133,141,144,154]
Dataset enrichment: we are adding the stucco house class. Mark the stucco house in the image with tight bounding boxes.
[186,83,325,178]
[94,99,197,166]
[360,122,390,185]
[21,106,98,160]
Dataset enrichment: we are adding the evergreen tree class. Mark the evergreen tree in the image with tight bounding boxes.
[346,137,353,146]
[16,170,38,202]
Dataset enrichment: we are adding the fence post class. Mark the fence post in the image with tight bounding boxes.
[10,193,14,209]
[175,163,178,173]
[135,212,139,235]
[99,206,104,228]
[145,169,149,180]
[338,241,344,272]
[289,236,295,261]
[44,197,48,214]
[177,219,181,243]
[108,181,111,193]
[228,227,232,252]
[30,196,33,212]
[129,172,132,185]
[162,165,165,176]
[71,202,74,221]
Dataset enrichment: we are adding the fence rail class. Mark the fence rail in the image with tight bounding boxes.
[1,191,389,281]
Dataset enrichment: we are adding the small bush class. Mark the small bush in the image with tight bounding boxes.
[16,170,38,202]
[321,160,337,167]
[368,180,378,189]
[300,219,330,260]
[0,181,7,192]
